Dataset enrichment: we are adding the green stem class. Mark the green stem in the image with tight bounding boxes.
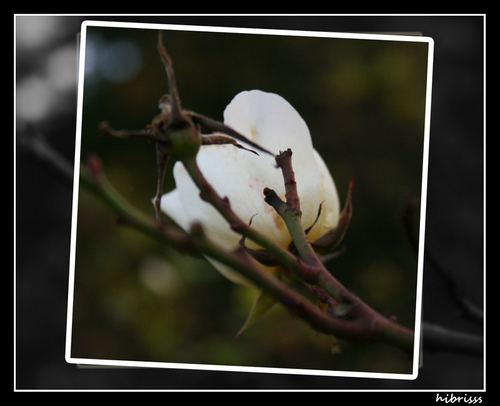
[79,159,414,350]
[265,152,357,305]
[79,152,415,354]
[191,225,415,349]
[79,156,193,253]
[180,156,314,273]
[269,150,415,353]
[181,153,414,354]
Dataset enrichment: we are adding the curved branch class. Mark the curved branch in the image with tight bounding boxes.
[181,150,415,355]
[77,155,411,350]
[19,128,485,357]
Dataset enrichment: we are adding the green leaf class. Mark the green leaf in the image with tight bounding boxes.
[235,289,277,339]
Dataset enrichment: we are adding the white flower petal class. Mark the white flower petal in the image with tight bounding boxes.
[172,144,289,250]
[159,188,189,230]
[160,183,254,285]
[307,149,340,242]
[160,90,339,284]
[223,90,323,229]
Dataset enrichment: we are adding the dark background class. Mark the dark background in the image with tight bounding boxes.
[15,15,484,390]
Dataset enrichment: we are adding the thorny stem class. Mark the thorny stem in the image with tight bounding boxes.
[59,30,477,358]
[265,150,356,305]
[80,155,193,252]
[263,188,349,303]
[189,224,380,343]
[78,151,480,357]
[275,149,300,211]
[78,155,412,350]
[180,155,317,277]
[91,30,412,355]
[181,152,415,354]
[180,155,350,296]
[20,123,483,357]
[266,150,415,353]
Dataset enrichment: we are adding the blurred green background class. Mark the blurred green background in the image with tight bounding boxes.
[72,25,429,374]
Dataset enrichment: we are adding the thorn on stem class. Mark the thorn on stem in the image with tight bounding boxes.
[310,177,353,255]
[238,214,279,267]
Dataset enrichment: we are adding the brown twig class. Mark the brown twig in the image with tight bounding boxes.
[265,150,415,354]
[275,149,300,211]
[18,24,485,356]
[181,148,415,354]
[21,125,485,357]
[79,153,413,349]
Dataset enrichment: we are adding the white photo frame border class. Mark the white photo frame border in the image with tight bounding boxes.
[66,19,434,380]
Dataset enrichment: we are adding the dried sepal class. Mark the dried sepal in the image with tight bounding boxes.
[305,202,323,235]
[157,31,184,127]
[311,177,353,255]
[190,112,273,156]
[201,133,259,155]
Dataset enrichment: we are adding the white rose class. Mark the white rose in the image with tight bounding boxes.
[160,90,340,285]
